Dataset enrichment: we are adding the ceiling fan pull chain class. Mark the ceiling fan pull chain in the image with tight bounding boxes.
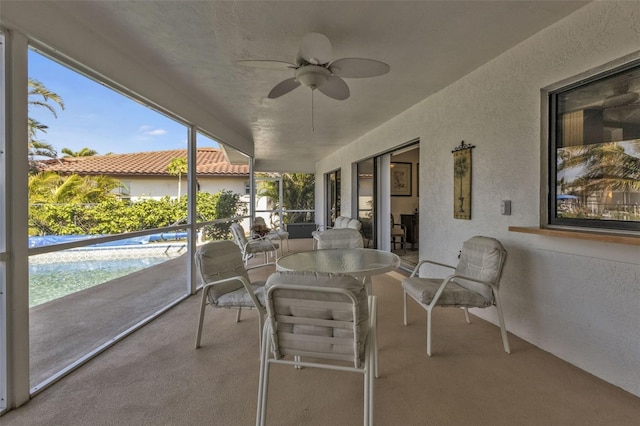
[311,89,315,131]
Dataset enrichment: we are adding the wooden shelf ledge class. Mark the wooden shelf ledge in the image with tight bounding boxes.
[508,226,640,246]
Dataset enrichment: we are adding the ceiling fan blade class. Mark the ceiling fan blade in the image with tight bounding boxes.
[317,75,350,100]
[268,78,301,99]
[235,60,296,71]
[298,32,333,65]
[329,58,390,78]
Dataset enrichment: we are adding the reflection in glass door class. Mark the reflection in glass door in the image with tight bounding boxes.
[357,159,375,248]
[325,169,340,227]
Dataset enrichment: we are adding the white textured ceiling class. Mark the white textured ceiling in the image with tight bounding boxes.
[38,1,588,171]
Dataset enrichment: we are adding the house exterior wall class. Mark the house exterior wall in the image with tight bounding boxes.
[120,176,248,200]
[316,1,640,396]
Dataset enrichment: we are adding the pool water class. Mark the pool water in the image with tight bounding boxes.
[29,249,183,307]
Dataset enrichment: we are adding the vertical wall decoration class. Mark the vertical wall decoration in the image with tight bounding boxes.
[452,141,475,220]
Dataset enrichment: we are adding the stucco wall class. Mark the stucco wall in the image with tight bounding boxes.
[316,1,640,396]
[122,176,247,200]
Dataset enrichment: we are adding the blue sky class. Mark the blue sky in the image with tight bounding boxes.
[28,50,217,156]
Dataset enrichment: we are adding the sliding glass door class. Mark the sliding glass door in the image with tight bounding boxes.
[357,158,376,248]
[325,169,341,227]
[0,29,7,412]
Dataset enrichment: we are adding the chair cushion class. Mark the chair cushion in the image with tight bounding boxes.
[391,228,405,237]
[216,282,267,308]
[455,236,506,301]
[331,216,362,231]
[265,271,369,358]
[402,277,491,307]
[230,223,248,246]
[315,228,363,249]
[195,240,249,303]
[267,230,289,241]
[346,218,362,230]
[334,216,349,228]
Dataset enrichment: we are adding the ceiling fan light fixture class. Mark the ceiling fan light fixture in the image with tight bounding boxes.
[295,65,331,89]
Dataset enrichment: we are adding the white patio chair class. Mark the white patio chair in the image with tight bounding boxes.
[254,216,289,255]
[194,240,271,349]
[257,271,376,426]
[402,236,510,356]
[230,222,279,265]
[314,228,364,249]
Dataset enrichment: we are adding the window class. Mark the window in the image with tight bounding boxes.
[549,61,640,231]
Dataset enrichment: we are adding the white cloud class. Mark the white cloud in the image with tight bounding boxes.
[138,125,167,136]
[145,129,167,136]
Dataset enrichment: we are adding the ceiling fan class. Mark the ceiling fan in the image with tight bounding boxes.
[236,32,390,101]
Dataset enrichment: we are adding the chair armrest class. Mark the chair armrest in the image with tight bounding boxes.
[447,273,498,292]
[246,262,276,271]
[410,259,456,277]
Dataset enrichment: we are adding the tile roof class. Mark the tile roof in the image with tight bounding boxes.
[40,148,249,177]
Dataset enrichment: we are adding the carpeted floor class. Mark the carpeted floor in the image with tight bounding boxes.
[3,254,639,425]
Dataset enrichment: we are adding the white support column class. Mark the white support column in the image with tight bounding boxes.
[4,29,31,408]
[187,126,197,295]
[378,155,392,252]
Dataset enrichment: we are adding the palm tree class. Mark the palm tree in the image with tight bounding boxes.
[29,172,120,204]
[559,141,640,215]
[61,147,98,157]
[28,78,65,172]
[257,173,315,224]
[167,157,188,199]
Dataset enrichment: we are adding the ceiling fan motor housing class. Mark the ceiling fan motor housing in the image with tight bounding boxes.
[295,65,331,89]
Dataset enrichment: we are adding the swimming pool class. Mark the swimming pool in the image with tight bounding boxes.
[29,245,185,307]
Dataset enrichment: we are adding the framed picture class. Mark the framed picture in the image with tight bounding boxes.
[452,142,474,220]
[391,162,412,196]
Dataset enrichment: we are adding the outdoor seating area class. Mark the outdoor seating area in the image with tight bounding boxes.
[2,0,639,419]
[4,236,639,425]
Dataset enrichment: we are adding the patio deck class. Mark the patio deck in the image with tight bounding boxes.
[8,238,640,424]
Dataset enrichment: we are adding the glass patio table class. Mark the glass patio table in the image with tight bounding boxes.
[276,248,401,284]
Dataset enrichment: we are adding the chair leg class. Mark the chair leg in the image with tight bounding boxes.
[257,323,270,426]
[236,307,242,323]
[463,306,470,324]
[364,355,371,426]
[494,293,511,354]
[195,291,209,349]
[257,312,263,349]
[403,291,408,326]
[363,323,374,426]
[369,295,379,378]
[426,307,433,357]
